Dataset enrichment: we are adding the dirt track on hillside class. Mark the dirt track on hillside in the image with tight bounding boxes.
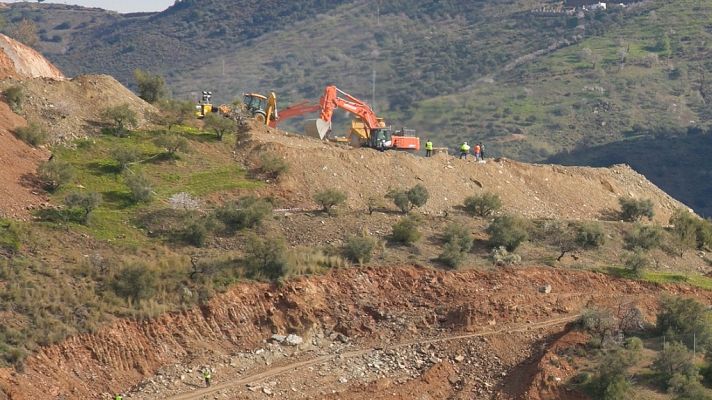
[2,266,709,400]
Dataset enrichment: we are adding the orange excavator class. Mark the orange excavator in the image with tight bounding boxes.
[306,85,420,151]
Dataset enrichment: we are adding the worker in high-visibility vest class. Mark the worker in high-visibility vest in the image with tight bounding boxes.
[425,139,434,157]
[459,142,470,159]
[203,368,212,387]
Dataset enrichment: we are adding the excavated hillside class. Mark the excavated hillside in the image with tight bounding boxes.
[0,34,64,81]
[1,266,709,400]
[240,125,687,224]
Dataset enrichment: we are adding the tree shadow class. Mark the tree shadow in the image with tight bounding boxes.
[87,161,121,175]
[19,172,43,192]
[102,190,134,208]
[598,207,621,222]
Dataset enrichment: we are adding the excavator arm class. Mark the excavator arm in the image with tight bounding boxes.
[268,100,320,128]
[319,85,382,130]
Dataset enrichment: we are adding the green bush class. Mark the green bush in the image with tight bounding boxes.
[156,99,195,131]
[486,214,529,251]
[14,122,47,146]
[386,190,411,214]
[386,184,429,213]
[657,296,712,350]
[124,171,153,203]
[406,184,429,209]
[652,342,696,386]
[314,189,347,214]
[245,233,289,281]
[214,196,272,232]
[178,216,213,247]
[390,216,422,245]
[344,235,376,265]
[438,223,473,268]
[101,104,138,136]
[575,222,605,249]
[4,86,24,111]
[624,251,649,278]
[624,224,662,250]
[0,220,22,256]
[587,347,636,399]
[670,209,712,251]
[367,196,386,215]
[111,146,140,170]
[153,133,189,156]
[463,192,502,217]
[258,153,289,179]
[134,68,166,104]
[618,197,654,222]
[579,308,617,347]
[204,113,236,140]
[64,191,101,224]
[37,159,74,192]
[111,264,158,303]
[490,246,521,266]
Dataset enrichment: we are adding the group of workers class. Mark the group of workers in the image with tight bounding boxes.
[423,139,486,161]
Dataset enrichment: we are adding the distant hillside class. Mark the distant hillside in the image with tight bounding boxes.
[1,0,711,215]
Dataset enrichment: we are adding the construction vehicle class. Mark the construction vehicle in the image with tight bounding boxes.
[195,91,278,126]
[243,92,278,125]
[307,85,420,151]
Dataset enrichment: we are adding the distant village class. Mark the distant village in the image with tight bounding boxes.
[531,0,646,15]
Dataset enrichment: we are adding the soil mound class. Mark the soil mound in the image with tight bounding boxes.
[0,34,64,80]
[0,75,155,143]
[0,101,49,219]
[241,127,687,223]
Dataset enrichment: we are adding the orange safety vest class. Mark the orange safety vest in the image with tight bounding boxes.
[474,145,481,154]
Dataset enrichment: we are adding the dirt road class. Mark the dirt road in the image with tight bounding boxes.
[164,315,579,400]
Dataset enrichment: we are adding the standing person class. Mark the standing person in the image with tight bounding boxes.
[459,141,470,159]
[203,367,212,387]
[479,142,485,160]
[425,139,433,157]
[474,143,481,162]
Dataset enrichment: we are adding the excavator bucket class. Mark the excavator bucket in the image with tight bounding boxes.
[304,118,332,140]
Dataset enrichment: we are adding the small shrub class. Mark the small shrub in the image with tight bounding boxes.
[111,146,140,170]
[438,223,474,268]
[4,86,24,111]
[670,209,712,250]
[101,104,138,136]
[177,216,213,247]
[486,214,529,251]
[579,308,617,347]
[258,153,289,179]
[367,196,386,215]
[463,192,502,217]
[386,190,411,214]
[390,216,421,245]
[153,133,189,156]
[245,233,289,281]
[652,341,696,386]
[37,160,74,191]
[575,222,605,249]
[490,246,521,266]
[124,171,153,203]
[406,184,429,209]
[203,113,236,140]
[134,68,166,104]
[64,191,101,224]
[344,235,376,265]
[14,122,47,146]
[214,196,272,232]
[624,251,649,278]
[0,220,22,255]
[111,264,158,303]
[314,189,347,214]
[618,197,654,222]
[624,224,662,250]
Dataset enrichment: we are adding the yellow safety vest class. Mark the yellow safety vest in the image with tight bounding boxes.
[203,371,211,379]
[460,144,470,152]
[425,141,433,150]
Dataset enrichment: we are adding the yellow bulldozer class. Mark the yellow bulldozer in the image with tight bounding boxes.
[195,91,277,126]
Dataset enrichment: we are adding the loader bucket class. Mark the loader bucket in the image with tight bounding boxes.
[304,119,331,140]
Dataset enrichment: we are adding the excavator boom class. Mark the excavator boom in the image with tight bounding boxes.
[268,100,320,128]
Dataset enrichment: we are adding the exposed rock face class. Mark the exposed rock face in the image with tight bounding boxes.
[0,34,65,80]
